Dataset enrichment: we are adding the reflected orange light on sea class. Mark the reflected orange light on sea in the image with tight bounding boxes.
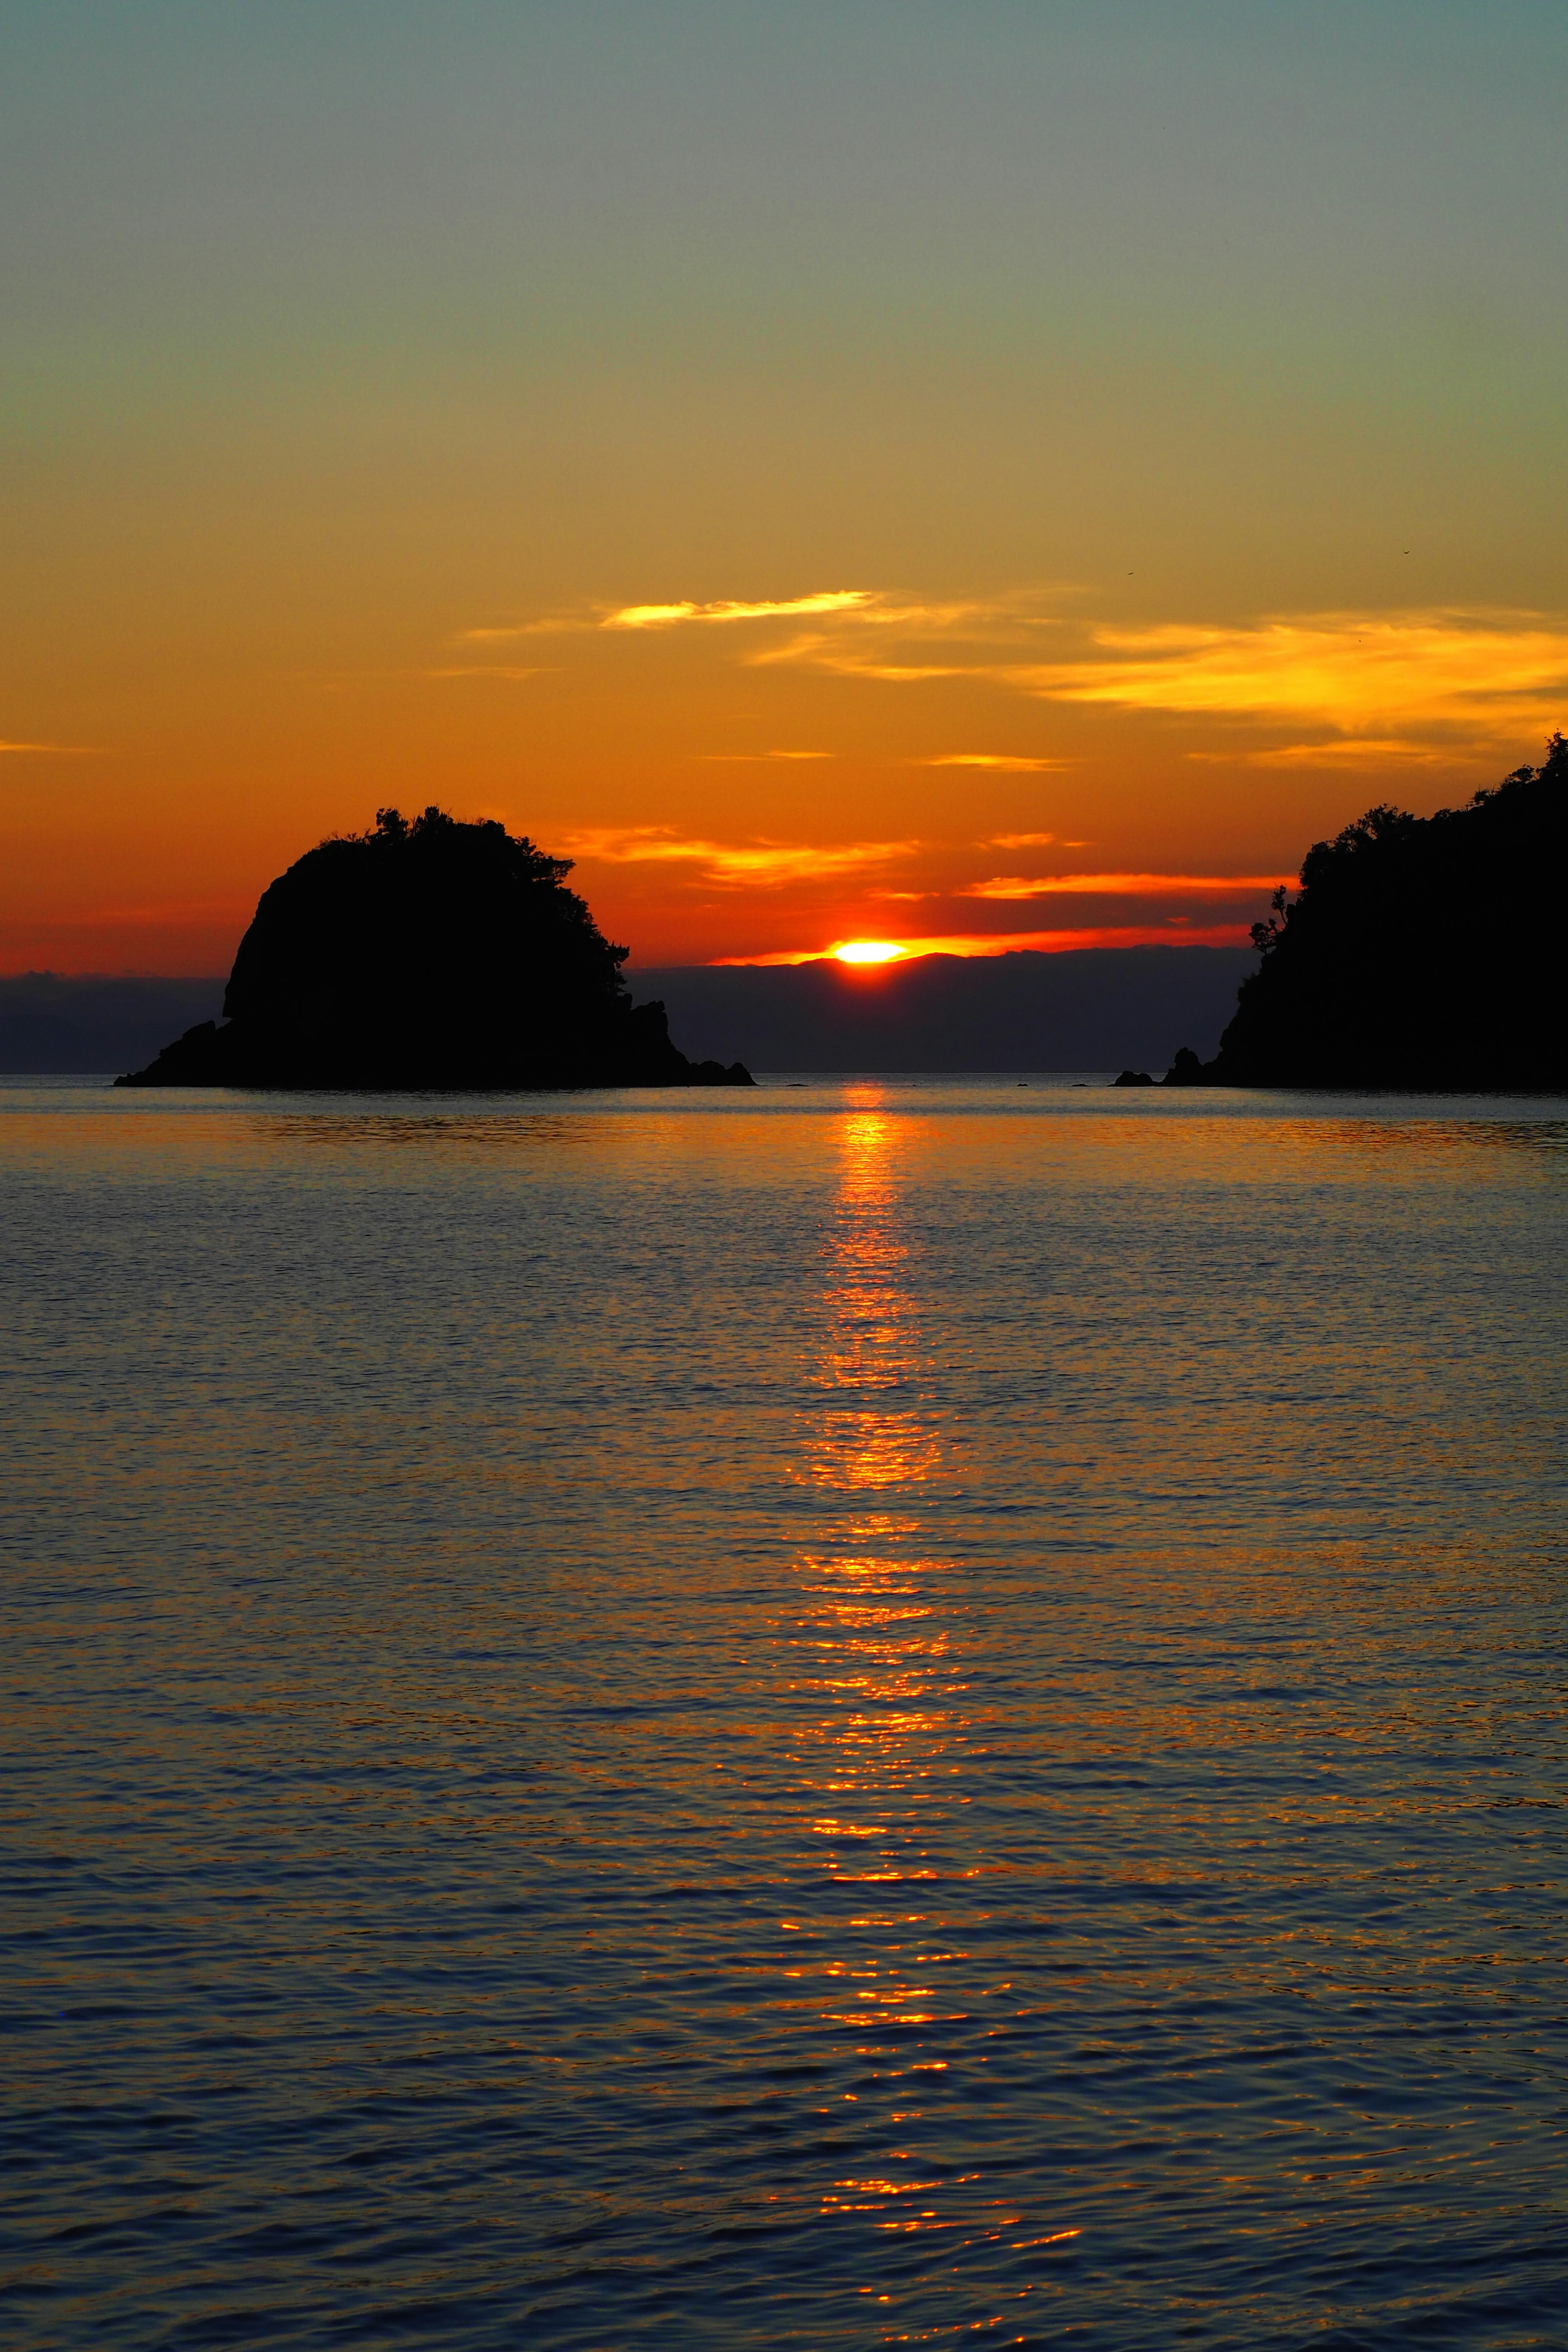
[808,1098,944,1499]
[789,1091,1011,2261]
[804,1095,951,1814]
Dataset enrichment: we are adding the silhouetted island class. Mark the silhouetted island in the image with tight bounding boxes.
[117,807,754,1089]
[1139,735,1567,1091]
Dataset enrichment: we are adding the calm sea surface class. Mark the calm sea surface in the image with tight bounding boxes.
[3,1076,1566,2350]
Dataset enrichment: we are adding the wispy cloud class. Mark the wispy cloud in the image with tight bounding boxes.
[459,587,918,644]
[425,665,545,682]
[697,748,833,762]
[461,585,1041,660]
[604,591,874,631]
[631,592,1568,742]
[0,739,101,755]
[704,592,994,644]
[959,871,1289,901]
[1186,737,1445,768]
[454,595,1567,750]
[460,617,585,642]
[922,753,1064,771]
[747,632,966,682]
[557,827,919,886]
[1017,610,1568,734]
[736,588,1069,681]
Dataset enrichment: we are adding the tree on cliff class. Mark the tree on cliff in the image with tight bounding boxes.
[1196,735,1567,1089]
[118,807,752,1089]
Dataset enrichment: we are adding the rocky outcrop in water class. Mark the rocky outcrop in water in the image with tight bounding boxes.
[1154,736,1568,1091]
[117,807,754,1089]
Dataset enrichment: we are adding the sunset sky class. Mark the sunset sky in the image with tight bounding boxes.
[4,2,1568,972]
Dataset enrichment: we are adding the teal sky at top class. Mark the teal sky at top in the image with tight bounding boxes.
[7,0,1568,607]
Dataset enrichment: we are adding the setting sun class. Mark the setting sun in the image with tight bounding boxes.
[833,941,907,965]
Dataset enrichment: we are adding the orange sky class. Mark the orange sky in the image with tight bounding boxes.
[4,8,1566,973]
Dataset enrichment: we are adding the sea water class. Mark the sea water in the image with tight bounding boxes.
[2,1076,1565,2350]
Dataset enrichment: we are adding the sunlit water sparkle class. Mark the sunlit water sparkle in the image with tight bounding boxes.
[3,1076,1566,2348]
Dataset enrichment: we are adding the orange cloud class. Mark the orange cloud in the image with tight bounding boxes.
[604,590,874,630]
[460,586,990,648]
[922,753,1064,771]
[0,739,101,755]
[458,617,595,641]
[424,665,546,681]
[988,831,1089,849]
[1019,610,1568,735]
[959,871,1290,900]
[454,589,1568,757]
[615,589,1565,747]
[748,632,964,682]
[557,827,920,885]
[1186,737,1445,768]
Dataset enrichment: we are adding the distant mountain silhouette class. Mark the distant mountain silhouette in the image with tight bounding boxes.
[0,975,224,1074]
[6,946,1251,1076]
[625,946,1252,1072]
[116,807,753,1089]
[1158,735,1567,1090]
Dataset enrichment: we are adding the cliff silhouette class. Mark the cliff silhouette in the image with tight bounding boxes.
[1145,735,1567,1091]
[117,807,753,1089]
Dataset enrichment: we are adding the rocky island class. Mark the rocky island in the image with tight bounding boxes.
[1132,735,1566,1091]
[117,806,753,1089]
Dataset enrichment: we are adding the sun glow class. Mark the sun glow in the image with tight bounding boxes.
[833,940,907,965]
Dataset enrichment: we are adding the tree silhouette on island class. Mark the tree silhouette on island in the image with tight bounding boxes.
[1118,734,1567,1091]
[118,807,754,1089]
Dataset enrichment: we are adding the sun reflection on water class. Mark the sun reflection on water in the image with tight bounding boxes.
[805,1101,953,1884]
[807,1101,943,1498]
[793,1092,1036,2290]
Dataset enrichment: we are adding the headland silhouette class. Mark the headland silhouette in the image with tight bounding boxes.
[1119,735,1566,1091]
[117,807,754,1089]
